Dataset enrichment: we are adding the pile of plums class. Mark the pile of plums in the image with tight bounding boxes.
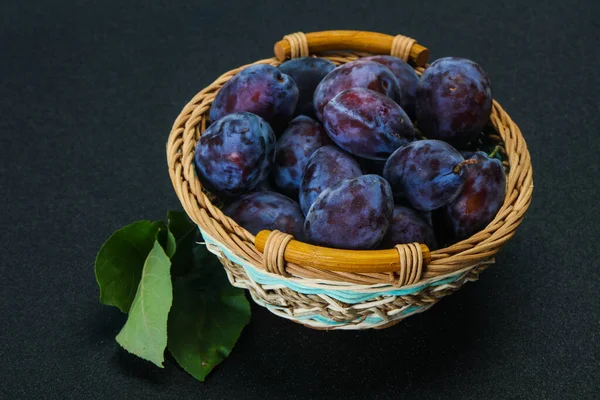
[194,55,507,250]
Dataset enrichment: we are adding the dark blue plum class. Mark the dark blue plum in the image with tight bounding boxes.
[416,57,492,144]
[304,175,394,249]
[299,145,362,215]
[383,140,468,211]
[194,112,275,197]
[379,206,438,250]
[313,60,401,121]
[441,151,506,241]
[322,88,414,160]
[278,57,335,118]
[272,116,332,197]
[223,191,305,240]
[363,55,419,119]
[209,64,299,133]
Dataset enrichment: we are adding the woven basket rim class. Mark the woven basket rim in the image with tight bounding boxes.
[166,51,533,287]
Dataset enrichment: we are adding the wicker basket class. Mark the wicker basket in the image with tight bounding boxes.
[166,30,533,330]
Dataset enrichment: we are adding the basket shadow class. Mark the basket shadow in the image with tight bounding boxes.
[234,281,502,397]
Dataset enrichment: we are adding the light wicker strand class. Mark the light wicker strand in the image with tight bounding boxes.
[394,243,423,286]
[283,32,309,59]
[391,34,416,61]
[263,230,293,276]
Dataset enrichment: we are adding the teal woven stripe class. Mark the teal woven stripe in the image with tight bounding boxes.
[201,228,462,305]
[254,297,382,325]
[256,297,426,327]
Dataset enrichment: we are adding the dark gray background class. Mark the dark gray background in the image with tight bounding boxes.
[1,0,599,398]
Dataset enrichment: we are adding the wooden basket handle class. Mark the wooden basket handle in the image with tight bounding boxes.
[274,30,429,67]
[255,230,431,279]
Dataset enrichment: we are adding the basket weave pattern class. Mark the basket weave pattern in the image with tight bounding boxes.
[166,33,533,330]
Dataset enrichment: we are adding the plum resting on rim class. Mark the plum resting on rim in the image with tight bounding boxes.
[416,57,492,145]
[209,64,299,134]
[194,112,276,197]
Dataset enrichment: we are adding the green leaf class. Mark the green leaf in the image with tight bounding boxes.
[116,240,173,368]
[167,245,250,381]
[167,210,196,240]
[95,220,165,313]
[168,211,198,277]
[157,228,176,258]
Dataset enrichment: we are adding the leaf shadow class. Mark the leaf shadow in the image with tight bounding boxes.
[87,305,126,343]
[111,348,169,384]
[87,306,168,384]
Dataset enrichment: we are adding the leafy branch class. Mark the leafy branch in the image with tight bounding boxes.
[94,211,251,381]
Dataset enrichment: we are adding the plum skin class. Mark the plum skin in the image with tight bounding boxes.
[416,57,492,144]
[194,112,275,197]
[223,191,305,240]
[209,64,299,133]
[322,87,415,160]
[383,139,467,211]
[272,116,331,198]
[298,145,363,216]
[304,175,394,250]
[363,55,419,119]
[441,151,506,242]
[379,206,438,250]
[278,57,336,118]
[313,60,401,121]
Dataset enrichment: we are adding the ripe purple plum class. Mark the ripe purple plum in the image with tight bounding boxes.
[209,64,299,133]
[224,191,305,240]
[440,151,506,242]
[304,175,394,249]
[363,55,419,119]
[416,57,492,144]
[313,60,401,121]
[272,116,331,197]
[379,206,438,250]
[194,112,275,197]
[278,57,336,118]
[299,145,362,215]
[383,139,469,211]
[322,88,415,160]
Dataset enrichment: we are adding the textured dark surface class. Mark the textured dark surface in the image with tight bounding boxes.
[1,0,599,399]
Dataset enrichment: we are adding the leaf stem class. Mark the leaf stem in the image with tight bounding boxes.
[489,145,502,159]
